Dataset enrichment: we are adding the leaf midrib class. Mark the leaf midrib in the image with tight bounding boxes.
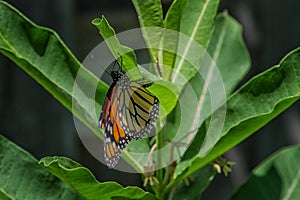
[282,167,300,200]
[187,15,227,144]
[0,31,22,58]
[171,0,211,82]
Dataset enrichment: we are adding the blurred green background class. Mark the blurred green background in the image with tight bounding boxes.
[0,0,300,199]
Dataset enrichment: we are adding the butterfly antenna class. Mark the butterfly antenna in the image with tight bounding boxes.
[103,68,111,76]
[112,59,119,71]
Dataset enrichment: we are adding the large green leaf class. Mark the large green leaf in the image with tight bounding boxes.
[179,0,220,47]
[230,145,300,200]
[171,0,220,88]
[131,0,163,63]
[169,47,300,190]
[161,12,250,177]
[0,135,81,199]
[160,0,187,79]
[207,12,251,95]
[179,12,251,158]
[39,156,157,200]
[0,1,106,139]
[0,1,152,171]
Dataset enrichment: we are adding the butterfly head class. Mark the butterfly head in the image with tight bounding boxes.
[111,71,123,82]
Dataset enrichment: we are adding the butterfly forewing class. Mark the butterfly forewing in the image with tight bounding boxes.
[99,82,131,168]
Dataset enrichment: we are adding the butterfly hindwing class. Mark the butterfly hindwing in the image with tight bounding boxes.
[117,77,159,139]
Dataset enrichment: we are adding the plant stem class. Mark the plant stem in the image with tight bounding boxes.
[168,187,175,200]
[155,120,164,199]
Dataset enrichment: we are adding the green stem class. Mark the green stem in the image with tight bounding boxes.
[155,120,164,199]
[168,187,175,200]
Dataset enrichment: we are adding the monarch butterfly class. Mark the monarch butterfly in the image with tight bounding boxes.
[99,66,159,168]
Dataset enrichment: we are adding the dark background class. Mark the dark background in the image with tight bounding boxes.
[1,0,300,199]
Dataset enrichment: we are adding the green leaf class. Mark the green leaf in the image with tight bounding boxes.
[180,0,220,47]
[160,0,187,79]
[207,12,251,95]
[185,12,251,157]
[164,12,250,179]
[0,1,106,139]
[170,47,300,189]
[92,16,140,79]
[148,80,179,117]
[131,0,164,63]
[0,189,13,200]
[230,145,300,200]
[0,135,81,199]
[170,164,216,200]
[171,0,220,88]
[39,156,158,200]
[0,1,151,171]
[131,0,163,28]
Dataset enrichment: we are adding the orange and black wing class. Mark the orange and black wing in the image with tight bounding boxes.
[118,80,159,139]
[99,72,159,168]
[99,83,131,168]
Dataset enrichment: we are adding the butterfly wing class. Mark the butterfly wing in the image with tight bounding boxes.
[99,72,159,168]
[99,83,131,168]
[118,79,159,139]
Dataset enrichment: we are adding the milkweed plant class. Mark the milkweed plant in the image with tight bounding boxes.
[1,0,300,199]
